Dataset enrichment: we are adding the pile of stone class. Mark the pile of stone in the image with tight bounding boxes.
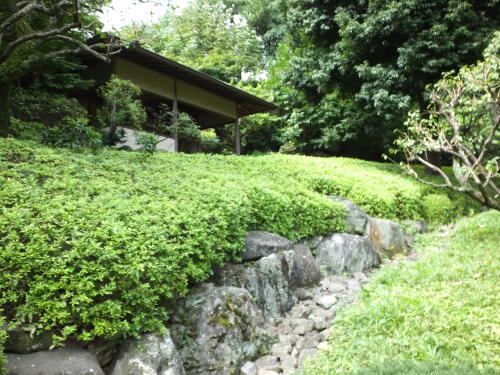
[4,196,421,375]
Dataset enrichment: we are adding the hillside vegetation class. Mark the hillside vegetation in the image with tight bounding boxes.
[301,210,500,374]
[0,139,478,343]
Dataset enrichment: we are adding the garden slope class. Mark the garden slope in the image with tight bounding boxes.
[301,210,500,374]
[0,139,475,344]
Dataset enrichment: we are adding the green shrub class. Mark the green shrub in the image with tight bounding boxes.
[355,361,498,375]
[0,138,479,345]
[135,132,160,154]
[11,88,87,127]
[301,210,500,374]
[422,194,455,224]
[41,117,103,150]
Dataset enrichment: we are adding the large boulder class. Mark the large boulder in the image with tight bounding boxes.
[7,343,104,375]
[240,231,294,261]
[327,196,369,235]
[315,234,380,276]
[287,245,321,288]
[3,325,52,354]
[215,253,296,318]
[364,218,409,255]
[109,333,185,375]
[169,284,272,375]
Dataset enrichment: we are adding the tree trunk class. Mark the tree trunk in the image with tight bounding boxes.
[0,83,12,137]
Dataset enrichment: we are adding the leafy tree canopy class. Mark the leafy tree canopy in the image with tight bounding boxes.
[120,0,263,83]
[277,0,500,156]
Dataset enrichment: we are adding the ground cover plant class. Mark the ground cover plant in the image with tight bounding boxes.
[0,138,479,345]
[300,210,500,374]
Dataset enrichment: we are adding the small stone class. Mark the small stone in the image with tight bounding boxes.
[241,361,257,375]
[295,288,313,301]
[316,295,338,309]
[310,314,328,331]
[317,342,329,351]
[296,333,321,350]
[298,348,318,367]
[312,309,334,321]
[280,355,297,371]
[255,355,280,372]
[276,321,291,336]
[271,343,292,358]
[289,304,311,319]
[320,277,348,293]
[279,334,300,346]
[289,319,314,335]
[291,347,299,358]
[257,370,280,375]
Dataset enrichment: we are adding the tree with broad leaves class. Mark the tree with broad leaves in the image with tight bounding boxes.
[394,32,499,210]
[280,0,500,157]
[0,0,138,136]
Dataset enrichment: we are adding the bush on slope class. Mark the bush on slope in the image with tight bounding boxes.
[0,138,479,344]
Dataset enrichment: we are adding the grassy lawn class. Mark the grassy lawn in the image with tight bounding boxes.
[301,210,500,374]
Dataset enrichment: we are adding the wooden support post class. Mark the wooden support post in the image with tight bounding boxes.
[173,81,179,153]
[235,118,241,156]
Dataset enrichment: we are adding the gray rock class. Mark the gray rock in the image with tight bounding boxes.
[315,234,381,276]
[288,245,321,288]
[280,355,297,371]
[241,362,257,375]
[109,333,184,375]
[310,315,328,331]
[296,333,321,351]
[317,342,329,351]
[86,341,118,368]
[298,236,324,251]
[4,325,52,354]
[257,370,280,375]
[255,355,280,372]
[7,343,103,375]
[320,277,347,293]
[270,343,291,359]
[169,284,272,374]
[327,196,369,235]
[278,334,300,347]
[289,319,314,335]
[294,288,313,301]
[240,231,294,261]
[215,254,296,318]
[315,295,338,309]
[364,218,409,255]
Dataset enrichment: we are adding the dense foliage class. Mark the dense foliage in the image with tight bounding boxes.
[276,0,500,156]
[0,139,344,343]
[301,210,500,374]
[120,0,262,83]
[99,75,146,145]
[395,32,500,209]
[0,138,480,343]
[0,0,114,135]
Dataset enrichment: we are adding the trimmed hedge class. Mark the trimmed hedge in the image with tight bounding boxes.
[0,139,478,344]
